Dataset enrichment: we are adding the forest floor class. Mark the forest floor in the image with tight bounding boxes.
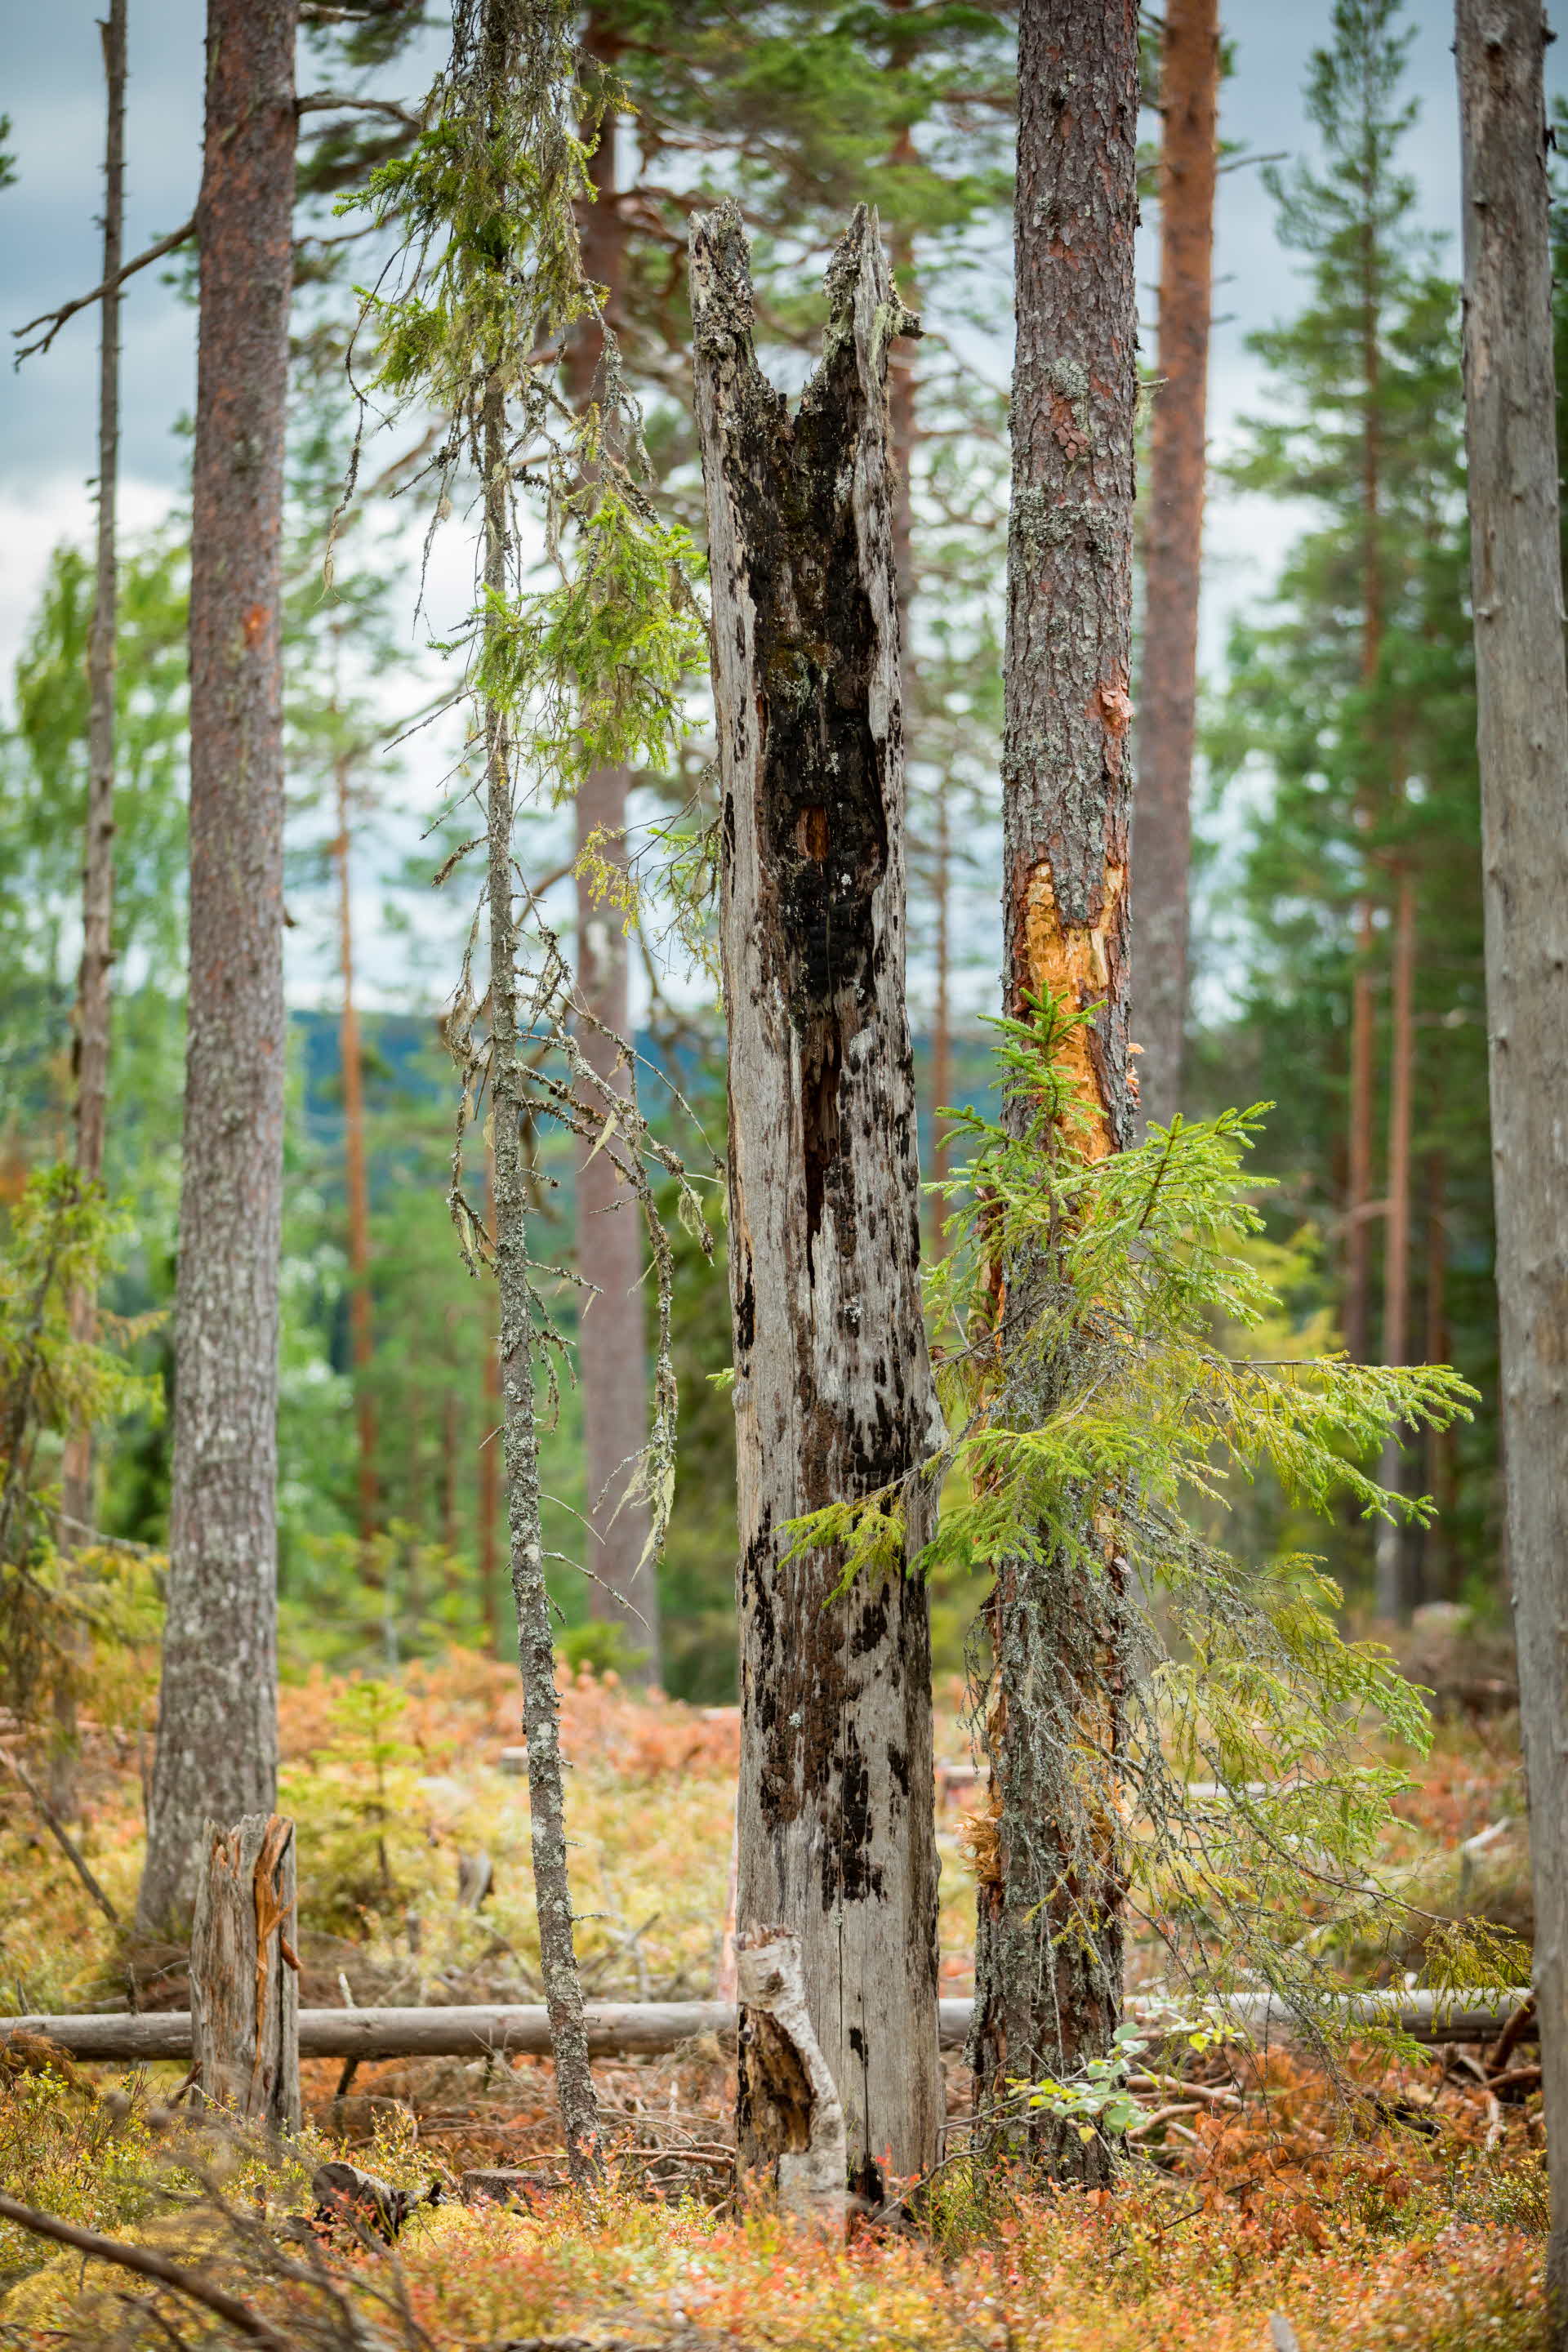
[0,1646,1548,2349]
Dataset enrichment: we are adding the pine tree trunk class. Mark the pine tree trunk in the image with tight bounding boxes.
[1345,241,1386,1367]
[566,38,657,1682]
[137,0,295,1936]
[971,0,1139,2182]
[1456,4,1568,2328]
[336,749,379,1547]
[479,1147,502,1651]
[1374,862,1416,1616]
[482,376,602,2189]
[1134,0,1217,1133]
[690,201,942,2201]
[54,0,127,1820]
[1423,1144,1455,1601]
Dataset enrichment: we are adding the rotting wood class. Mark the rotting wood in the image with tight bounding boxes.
[188,1813,300,2132]
[0,1989,1538,2067]
[689,196,943,2203]
[735,1932,847,2235]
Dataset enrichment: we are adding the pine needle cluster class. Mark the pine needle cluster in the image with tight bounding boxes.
[790,997,1477,2029]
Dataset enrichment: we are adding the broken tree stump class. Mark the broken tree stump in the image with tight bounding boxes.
[189,1812,300,2131]
[736,1930,846,2234]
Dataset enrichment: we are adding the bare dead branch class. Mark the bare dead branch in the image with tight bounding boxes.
[14,216,196,361]
[0,2191,290,2350]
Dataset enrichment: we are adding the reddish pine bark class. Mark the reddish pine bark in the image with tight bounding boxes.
[137,0,296,1935]
[335,750,379,1547]
[972,0,1140,2181]
[1134,0,1218,1132]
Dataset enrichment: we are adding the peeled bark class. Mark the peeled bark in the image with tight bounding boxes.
[566,48,658,1682]
[137,0,296,1936]
[189,1813,301,2132]
[690,200,942,2199]
[54,0,127,1819]
[1134,0,1218,1133]
[973,0,1140,2180]
[1455,0,1568,2325]
[735,1932,848,2234]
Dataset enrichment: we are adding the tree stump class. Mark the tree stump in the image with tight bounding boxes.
[735,1931,846,2234]
[189,1813,300,2131]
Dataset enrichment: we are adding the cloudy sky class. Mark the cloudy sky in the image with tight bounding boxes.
[0,1,1561,1006]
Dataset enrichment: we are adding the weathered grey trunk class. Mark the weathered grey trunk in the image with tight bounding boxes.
[1454,0,1568,2329]
[189,1812,300,2131]
[54,0,127,1819]
[566,47,657,1683]
[690,200,942,2201]
[1133,0,1217,1133]
[482,376,603,2189]
[137,0,296,1936]
[971,0,1140,2180]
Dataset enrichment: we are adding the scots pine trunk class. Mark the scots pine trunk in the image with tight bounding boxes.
[566,41,658,1683]
[137,0,295,1936]
[971,0,1139,2181]
[1134,0,1217,1133]
[482,381,602,2189]
[55,0,127,1815]
[691,201,942,2201]
[336,750,379,1547]
[1346,256,1386,1368]
[1455,0,1568,2328]
[1374,862,1416,1616]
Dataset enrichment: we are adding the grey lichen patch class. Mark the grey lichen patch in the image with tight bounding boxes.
[1011,489,1114,568]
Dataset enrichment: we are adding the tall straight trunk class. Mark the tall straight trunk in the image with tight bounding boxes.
[1423,1143,1455,1601]
[567,42,657,1682]
[1134,0,1218,1133]
[481,377,601,2188]
[136,0,295,1937]
[1457,5,1568,2329]
[691,200,942,2201]
[1374,862,1416,1615]
[54,0,127,1817]
[479,1147,502,1650]
[1345,226,1385,1366]
[335,750,378,1545]
[931,783,952,1219]
[972,0,1140,2181]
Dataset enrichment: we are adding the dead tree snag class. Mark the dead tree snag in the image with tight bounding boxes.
[690,200,942,2199]
[189,1813,301,2132]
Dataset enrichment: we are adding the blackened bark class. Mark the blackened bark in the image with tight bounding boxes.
[1134,0,1217,1132]
[566,47,658,1682]
[1455,0,1568,2326]
[973,0,1140,2181]
[483,376,603,2189]
[137,0,295,1936]
[691,201,942,2198]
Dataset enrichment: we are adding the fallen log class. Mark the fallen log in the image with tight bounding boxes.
[0,1988,1537,2066]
